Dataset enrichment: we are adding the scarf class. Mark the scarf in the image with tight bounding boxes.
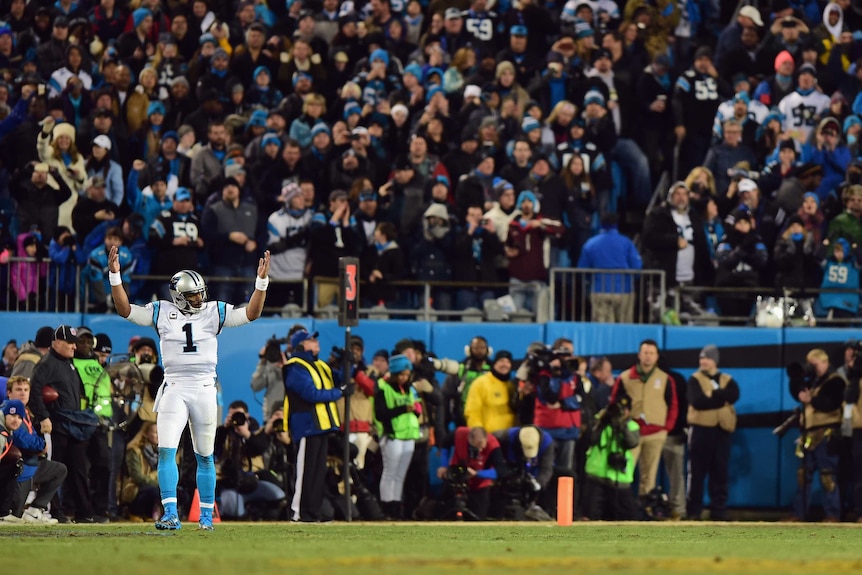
[142,444,159,470]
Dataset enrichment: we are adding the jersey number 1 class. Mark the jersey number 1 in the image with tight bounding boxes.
[182,323,197,353]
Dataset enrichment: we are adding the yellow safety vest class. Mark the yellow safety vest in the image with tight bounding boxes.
[284,356,341,432]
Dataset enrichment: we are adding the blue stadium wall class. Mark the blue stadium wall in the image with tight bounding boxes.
[1,313,856,509]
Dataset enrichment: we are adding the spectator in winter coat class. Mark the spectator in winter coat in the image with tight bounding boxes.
[85,135,124,207]
[827,184,862,245]
[506,191,564,313]
[71,176,117,243]
[452,205,502,310]
[704,119,759,197]
[85,225,134,311]
[577,213,643,323]
[10,163,72,246]
[48,227,86,312]
[774,215,818,291]
[363,222,405,308]
[37,118,87,232]
[715,208,768,319]
[10,233,47,311]
[266,183,312,308]
[411,203,456,311]
[308,190,359,307]
[816,237,861,318]
[809,117,851,201]
[455,151,497,220]
[126,160,174,236]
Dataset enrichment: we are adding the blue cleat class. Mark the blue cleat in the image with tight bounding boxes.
[155,513,182,531]
[198,517,214,531]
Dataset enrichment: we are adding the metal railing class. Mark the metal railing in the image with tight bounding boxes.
[675,285,862,326]
[1,257,81,312]
[549,268,666,324]
[311,277,545,322]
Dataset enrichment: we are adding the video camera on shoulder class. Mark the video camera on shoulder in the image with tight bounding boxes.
[527,347,578,376]
[786,362,816,387]
[264,335,288,362]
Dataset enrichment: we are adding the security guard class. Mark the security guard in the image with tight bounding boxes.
[686,345,739,521]
[788,348,846,522]
[283,329,350,522]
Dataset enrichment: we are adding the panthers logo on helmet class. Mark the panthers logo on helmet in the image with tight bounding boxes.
[169,270,208,314]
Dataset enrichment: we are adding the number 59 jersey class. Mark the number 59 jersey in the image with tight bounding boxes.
[138,300,238,383]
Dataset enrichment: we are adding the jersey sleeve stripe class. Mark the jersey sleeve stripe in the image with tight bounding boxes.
[217,301,227,334]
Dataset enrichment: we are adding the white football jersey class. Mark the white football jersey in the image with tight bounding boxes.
[778,90,831,144]
[125,299,249,382]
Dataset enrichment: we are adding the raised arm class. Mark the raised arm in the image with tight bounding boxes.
[245,250,271,321]
[108,245,132,318]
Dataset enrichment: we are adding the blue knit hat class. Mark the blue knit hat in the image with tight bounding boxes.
[521,116,541,133]
[253,66,270,81]
[162,130,179,143]
[389,354,412,374]
[261,132,281,148]
[248,109,268,127]
[370,48,390,67]
[732,91,750,105]
[344,102,361,120]
[426,85,443,103]
[292,71,312,87]
[584,89,605,107]
[199,32,216,45]
[147,101,166,117]
[517,190,539,210]
[404,63,423,81]
[803,191,820,207]
[132,7,152,29]
[311,123,331,138]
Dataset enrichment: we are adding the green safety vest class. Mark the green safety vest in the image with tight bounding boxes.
[584,419,639,485]
[458,362,490,415]
[373,379,421,440]
[73,356,113,419]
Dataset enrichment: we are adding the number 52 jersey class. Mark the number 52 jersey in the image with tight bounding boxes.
[124,300,251,383]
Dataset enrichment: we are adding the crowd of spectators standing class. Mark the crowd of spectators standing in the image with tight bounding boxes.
[0,0,861,320]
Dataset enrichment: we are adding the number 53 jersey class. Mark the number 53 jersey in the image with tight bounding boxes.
[125,300,251,383]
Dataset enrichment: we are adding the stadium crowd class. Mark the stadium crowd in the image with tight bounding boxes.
[0,0,860,321]
[2,325,862,523]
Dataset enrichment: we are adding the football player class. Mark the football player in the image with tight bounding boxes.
[108,246,270,531]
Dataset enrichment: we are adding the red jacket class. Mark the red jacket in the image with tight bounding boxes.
[533,372,582,434]
[506,215,564,282]
[450,426,501,490]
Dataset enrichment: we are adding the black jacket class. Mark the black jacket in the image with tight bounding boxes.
[452,226,502,283]
[641,204,711,287]
[29,348,82,424]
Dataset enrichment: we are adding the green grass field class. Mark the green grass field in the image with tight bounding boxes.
[2,522,861,575]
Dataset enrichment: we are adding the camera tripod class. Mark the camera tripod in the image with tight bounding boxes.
[440,487,480,521]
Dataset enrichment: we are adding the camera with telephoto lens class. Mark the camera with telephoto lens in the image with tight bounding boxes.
[264,335,288,362]
[446,464,471,488]
[230,411,247,427]
[428,356,460,375]
[271,418,284,433]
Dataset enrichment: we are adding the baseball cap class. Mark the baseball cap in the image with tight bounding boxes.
[351,126,369,138]
[2,399,26,417]
[93,134,112,150]
[798,63,817,77]
[510,25,527,36]
[93,333,113,354]
[737,178,758,193]
[75,326,94,342]
[738,5,763,27]
[445,7,462,19]
[54,325,78,343]
[175,187,192,201]
[518,426,541,458]
[329,189,348,202]
[290,329,318,350]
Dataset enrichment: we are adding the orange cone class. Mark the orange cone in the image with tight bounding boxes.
[556,476,574,526]
[187,489,222,523]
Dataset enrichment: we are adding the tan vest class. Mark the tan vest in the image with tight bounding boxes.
[851,381,862,429]
[620,367,669,427]
[687,371,737,433]
[802,374,843,430]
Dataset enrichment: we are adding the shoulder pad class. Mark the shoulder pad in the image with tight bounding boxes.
[160,209,171,217]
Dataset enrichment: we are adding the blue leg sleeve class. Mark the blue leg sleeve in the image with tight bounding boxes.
[158,447,179,516]
[195,452,216,518]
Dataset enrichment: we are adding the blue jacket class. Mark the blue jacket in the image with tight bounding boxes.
[283,350,344,440]
[87,161,124,206]
[3,401,45,482]
[85,244,134,301]
[578,227,643,293]
[48,238,88,295]
[126,169,173,235]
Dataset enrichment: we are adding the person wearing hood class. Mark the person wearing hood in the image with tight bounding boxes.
[506,190,563,313]
[464,350,516,434]
[117,8,155,77]
[362,221,405,307]
[814,2,845,64]
[715,208,768,318]
[247,65,285,111]
[48,44,93,99]
[411,201,455,310]
[774,214,817,291]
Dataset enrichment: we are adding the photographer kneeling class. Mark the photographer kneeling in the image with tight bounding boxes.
[436,427,507,520]
[215,401,285,520]
[493,426,555,521]
[582,392,640,521]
